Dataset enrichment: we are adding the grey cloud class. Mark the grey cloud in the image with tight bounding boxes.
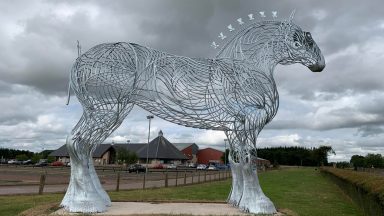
[356,125,384,137]
[0,0,384,159]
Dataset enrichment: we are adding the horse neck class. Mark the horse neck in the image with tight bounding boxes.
[216,21,283,76]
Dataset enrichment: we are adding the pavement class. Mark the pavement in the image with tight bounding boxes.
[52,202,254,215]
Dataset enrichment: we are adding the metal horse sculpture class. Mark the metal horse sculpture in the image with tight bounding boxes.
[62,12,325,214]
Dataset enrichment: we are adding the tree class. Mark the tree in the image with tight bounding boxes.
[221,149,229,165]
[117,147,138,167]
[15,154,28,161]
[365,154,384,168]
[31,154,42,163]
[312,146,335,166]
[350,155,365,170]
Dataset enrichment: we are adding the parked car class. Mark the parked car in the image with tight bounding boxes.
[152,164,164,169]
[51,161,64,166]
[207,165,217,170]
[196,164,207,170]
[188,163,197,168]
[8,159,21,165]
[216,164,228,170]
[22,159,33,165]
[128,164,146,173]
[166,164,177,169]
[35,159,48,167]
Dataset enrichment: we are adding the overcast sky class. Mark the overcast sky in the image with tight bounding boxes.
[0,0,383,162]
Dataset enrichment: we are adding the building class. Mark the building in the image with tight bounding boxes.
[49,130,188,166]
[50,130,271,167]
[197,147,224,165]
[123,130,189,165]
[174,143,199,165]
[49,144,116,165]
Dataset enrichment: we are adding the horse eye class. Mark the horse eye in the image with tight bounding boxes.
[294,42,301,47]
[306,32,312,38]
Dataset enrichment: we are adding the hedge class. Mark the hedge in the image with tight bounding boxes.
[321,167,384,216]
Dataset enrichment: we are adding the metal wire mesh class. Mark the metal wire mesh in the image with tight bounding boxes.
[62,13,325,214]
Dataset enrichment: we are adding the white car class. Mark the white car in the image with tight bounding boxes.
[207,165,217,170]
[196,164,207,170]
[8,159,21,164]
[167,164,177,169]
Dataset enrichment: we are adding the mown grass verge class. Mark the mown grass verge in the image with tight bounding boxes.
[1,168,363,216]
[321,167,384,215]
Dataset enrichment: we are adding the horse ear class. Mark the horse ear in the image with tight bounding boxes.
[289,9,296,22]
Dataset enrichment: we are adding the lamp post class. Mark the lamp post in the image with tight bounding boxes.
[146,115,154,173]
[224,139,228,167]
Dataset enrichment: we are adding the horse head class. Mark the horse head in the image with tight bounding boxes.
[215,13,325,73]
[277,20,325,72]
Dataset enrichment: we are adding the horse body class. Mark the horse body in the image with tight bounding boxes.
[71,43,277,131]
[62,17,325,214]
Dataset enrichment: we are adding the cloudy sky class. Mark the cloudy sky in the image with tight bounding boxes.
[0,0,383,162]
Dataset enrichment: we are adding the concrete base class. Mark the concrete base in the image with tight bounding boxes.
[53,202,254,215]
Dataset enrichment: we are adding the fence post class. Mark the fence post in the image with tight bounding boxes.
[38,173,46,195]
[175,171,178,187]
[204,171,207,182]
[165,172,168,187]
[198,171,200,183]
[191,171,194,184]
[116,172,120,192]
[143,174,146,189]
[184,170,187,185]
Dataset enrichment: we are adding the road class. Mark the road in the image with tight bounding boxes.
[0,165,230,195]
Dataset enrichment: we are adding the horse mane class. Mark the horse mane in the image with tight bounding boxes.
[215,20,284,61]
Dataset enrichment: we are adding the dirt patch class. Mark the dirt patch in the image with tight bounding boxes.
[276,208,298,216]
[19,202,60,216]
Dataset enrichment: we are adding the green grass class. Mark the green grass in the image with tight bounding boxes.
[0,168,364,216]
[261,168,363,216]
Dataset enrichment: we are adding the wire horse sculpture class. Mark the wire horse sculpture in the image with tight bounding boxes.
[62,11,325,214]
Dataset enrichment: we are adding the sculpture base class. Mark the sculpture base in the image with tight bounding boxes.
[53,202,285,215]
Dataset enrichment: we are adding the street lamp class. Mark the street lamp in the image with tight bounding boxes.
[146,115,154,173]
[224,139,228,167]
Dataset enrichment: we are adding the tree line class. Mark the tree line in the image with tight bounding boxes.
[256,146,335,166]
[350,154,384,169]
[0,148,54,163]
[221,146,335,167]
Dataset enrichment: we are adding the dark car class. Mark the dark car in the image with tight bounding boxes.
[35,161,48,167]
[128,164,146,173]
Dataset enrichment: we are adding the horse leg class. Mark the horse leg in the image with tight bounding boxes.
[238,133,276,214]
[225,129,246,207]
[61,104,133,213]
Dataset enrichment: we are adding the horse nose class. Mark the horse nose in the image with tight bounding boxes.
[309,53,325,72]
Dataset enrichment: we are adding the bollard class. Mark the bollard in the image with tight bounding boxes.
[165,172,168,187]
[116,172,120,192]
[38,173,46,195]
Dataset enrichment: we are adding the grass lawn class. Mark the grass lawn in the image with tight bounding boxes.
[0,167,363,216]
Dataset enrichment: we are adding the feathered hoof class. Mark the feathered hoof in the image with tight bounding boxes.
[61,199,108,213]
